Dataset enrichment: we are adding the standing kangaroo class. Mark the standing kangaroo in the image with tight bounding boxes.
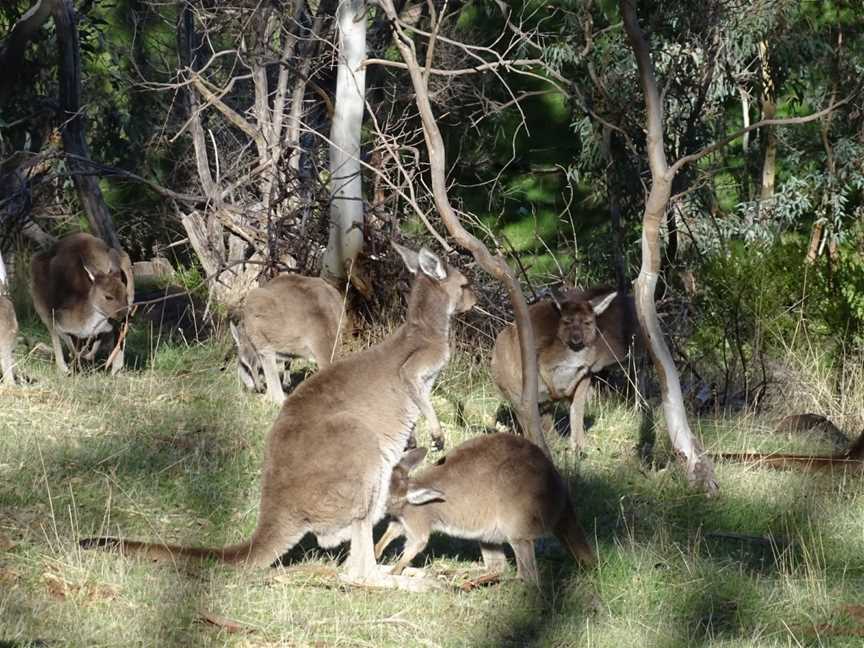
[81,243,476,586]
[230,274,345,405]
[374,433,596,586]
[491,288,639,451]
[30,233,134,374]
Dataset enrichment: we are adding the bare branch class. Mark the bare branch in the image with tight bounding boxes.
[668,94,858,177]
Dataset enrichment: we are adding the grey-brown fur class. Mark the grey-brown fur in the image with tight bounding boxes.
[30,233,134,374]
[374,433,595,586]
[80,243,476,586]
[0,296,17,385]
[491,287,639,451]
[230,274,345,404]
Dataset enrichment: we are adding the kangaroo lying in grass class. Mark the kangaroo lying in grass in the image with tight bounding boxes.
[30,232,134,374]
[492,287,639,451]
[374,433,596,586]
[230,274,345,405]
[81,243,476,587]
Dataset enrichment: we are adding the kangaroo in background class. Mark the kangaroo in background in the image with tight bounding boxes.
[30,233,134,374]
[491,287,640,451]
[230,274,345,405]
[81,242,476,587]
[374,433,596,586]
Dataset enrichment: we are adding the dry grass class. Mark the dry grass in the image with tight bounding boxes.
[2,322,864,647]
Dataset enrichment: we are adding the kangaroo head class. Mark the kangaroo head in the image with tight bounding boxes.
[556,291,617,353]
[392,242,476,316]
[230,321,264,392]
[83,262,129,320]
[385,447,446,516]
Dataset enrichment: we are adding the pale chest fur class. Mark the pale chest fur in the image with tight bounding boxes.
[539,345,595,401]
[56,306,113,338]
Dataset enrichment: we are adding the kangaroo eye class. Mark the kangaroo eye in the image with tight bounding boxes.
[105,295,115,301]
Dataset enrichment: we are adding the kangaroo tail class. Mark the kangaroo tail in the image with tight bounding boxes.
[79,534,282,567]
[553,499,596,567]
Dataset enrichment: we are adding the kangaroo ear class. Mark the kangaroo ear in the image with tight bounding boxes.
[391,241,420,274]
[590,291,617,315]
[81,258,96,283]
[229,321,241,345]
[417,247,447,281]
[406,486,445,505]
[399,447,428,472]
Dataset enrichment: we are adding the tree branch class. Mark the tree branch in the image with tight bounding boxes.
[668,94,857,177]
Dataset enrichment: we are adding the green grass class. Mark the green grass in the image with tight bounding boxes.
[2,325,864,647]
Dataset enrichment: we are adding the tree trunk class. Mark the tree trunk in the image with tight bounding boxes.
[0,0,53,107]
[377,0,548,456]
[175,6,259,304]
[601,126,628,294]
[321,0,367,283]
[758,40,776,202]
[0,248,8,292]
[52,0,122,251]
[621,0,718,494]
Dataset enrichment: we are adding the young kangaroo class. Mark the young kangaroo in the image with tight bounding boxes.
[230,274,345,404]
[374,433,596,586]
[81,243,476,586]
[491,288,638,451]
[30,233,134,374]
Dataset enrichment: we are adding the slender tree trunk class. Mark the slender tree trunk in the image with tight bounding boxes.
[601,126,627,294]
[174,7,260,305]
[620,0,718,494]
[377,0,548,456]
[322,0,367,283]
[0,0,53,106]
[0,248,8,292]
[52,0,122,251]
[758,40,776,202]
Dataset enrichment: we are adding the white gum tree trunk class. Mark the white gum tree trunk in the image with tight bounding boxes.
[322,0,367,282]
[621,0,718,494]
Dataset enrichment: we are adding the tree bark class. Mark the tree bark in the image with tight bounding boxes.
[758,40,776,202]
[601,126,628,294]
[377,0,548,456]
[620,0,718,494]
[322,0,367,283]
[51,0,122,251]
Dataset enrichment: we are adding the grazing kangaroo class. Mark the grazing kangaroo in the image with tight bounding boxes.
[230,274,345,405]
[81,243,476,586]
[491,287,639,451]
[30,233,134,374]
[374,433,596,586]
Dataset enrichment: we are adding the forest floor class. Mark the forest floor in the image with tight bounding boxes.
[1,317,863,648]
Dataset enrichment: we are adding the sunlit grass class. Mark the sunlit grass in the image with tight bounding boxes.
[1,326,863,646]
